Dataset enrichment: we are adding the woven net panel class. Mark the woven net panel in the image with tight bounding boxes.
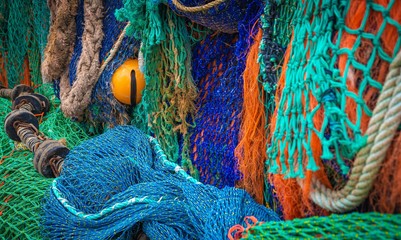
[0,1,7,87]
[92,0,135,127]
[259,0,299,114]
[190,33,241,187]
[267,0,401,179]
[167,0,254,34]
[258,0,300,214]
[0,84,90,239]
[0,151,53,240]
[4,0,30,88]
[125,4,199,173]
[42,126,280,239]
[189,1,262,188]
[60,0,138,129]
[0,0,49,88]
[0,98,13,156]
[243,212,401,239]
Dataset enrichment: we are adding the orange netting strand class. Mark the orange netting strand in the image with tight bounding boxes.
[235,29,266,204]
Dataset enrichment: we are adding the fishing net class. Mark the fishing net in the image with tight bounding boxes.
[167,0,255,34]
[243,212,401,239]
[189,1,262,188]
[0,84,90,240]
[0,98,13,156]
[89,0,138,129]
[117,2,199,174]
[0,0,49,88]
[259,0,299,114]
[42,125,280,239]
[268,0,401,178]
[234,0,300,211]
[264,0,401,218]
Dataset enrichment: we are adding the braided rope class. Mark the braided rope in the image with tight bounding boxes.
[59,2,128,120]
[98,22,130,77]
[303,50,401,212]
[171,0,226,12]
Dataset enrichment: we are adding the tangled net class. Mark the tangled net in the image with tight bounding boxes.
[42,126,280,239]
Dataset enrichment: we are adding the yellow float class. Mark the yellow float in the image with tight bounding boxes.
[111,59,145,105]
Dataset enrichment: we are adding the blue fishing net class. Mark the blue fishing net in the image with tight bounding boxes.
[89,0,139,128]
[56,0,138,128]
[167,0,257,34]
[42,126,280,239]
[189,1,262,188]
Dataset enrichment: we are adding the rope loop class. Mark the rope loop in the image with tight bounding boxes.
[171,0,226,13]
[302,50,401,213]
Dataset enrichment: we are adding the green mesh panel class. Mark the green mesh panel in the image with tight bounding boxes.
[259,0,299,210]
[0,1,8,76]
[0,84,90,239]
[32,0,50,57]
[0,0,49,87]
[267,0,401,178]
[126,4,199,176]
[243,212,401,239]
[5,0,30,88]
[0,98,13,156]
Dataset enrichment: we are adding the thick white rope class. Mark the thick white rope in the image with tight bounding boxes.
[301,50,401,212]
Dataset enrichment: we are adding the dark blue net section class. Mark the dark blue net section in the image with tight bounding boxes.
[167,0,253,34]
[189,1,262,188]
[90,0,139,127]
[68,0,84,85]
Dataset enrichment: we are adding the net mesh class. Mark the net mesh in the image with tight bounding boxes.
[117,2,199,174]
[267,0,401,178]
[42,125,280,239]
[0,98,13,156]
[243,212,401,239]
[167,0,254,34]
[189,1,262,188]
[4,0,29,88]
[0,0,49,88]
[265,0,401,219]
[0,84,90,240]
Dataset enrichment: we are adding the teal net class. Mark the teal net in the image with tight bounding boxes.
[118,2,199,174]
[42,126,280,239]
[0,98,13,156]
[266,0,401,178]
[0,0,50,87]
[243,212,401,239]
[5,0,30,88]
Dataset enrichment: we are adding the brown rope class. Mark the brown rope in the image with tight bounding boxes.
[171,0,226,13]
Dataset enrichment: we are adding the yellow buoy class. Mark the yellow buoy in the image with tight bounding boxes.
[111,59,145,105]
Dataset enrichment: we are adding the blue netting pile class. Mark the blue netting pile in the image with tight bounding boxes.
[167,0,255,34]
[42,126,280,239]
[189,1,262,188]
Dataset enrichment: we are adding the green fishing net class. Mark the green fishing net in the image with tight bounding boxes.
[0,0,50,87]
[243,212,401,239]
[118,2,200,176]
[0,84,90,239]
[0,98,13,157]
[267,0,401,178]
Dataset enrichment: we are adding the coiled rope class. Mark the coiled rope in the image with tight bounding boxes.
[301,50,401,212]
[171,0,226,12]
